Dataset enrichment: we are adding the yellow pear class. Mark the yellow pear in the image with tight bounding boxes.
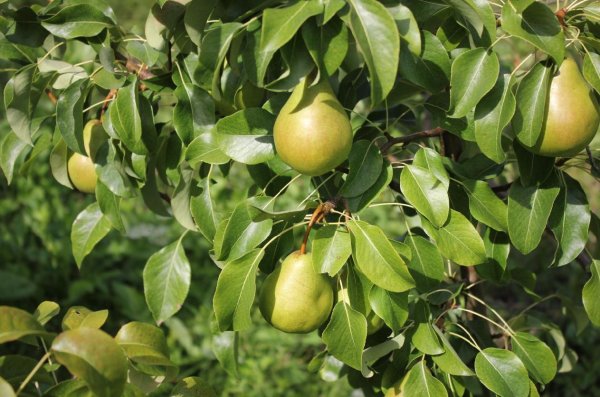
[530,57,600,157]
[258,250,334,333]
[67,119,105,194]
[273,78,353,176]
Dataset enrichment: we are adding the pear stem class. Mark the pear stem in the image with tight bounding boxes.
[300,200,337,255]
[380,127,444,154]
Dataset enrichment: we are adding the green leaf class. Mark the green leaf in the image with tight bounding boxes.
[143,236,191,324]
[43,379,89,396]
[431,326,475,376]
[33,301,60,326]
[479,229,510,281]
[190,178,220,241]
[474,74,516,163]
[347,0,400,105]
[400,164,449,227]
[388,4,421,56]
[583,260,600,327]
[583,52,600,94]
[184,0,217,46]
[405,235,445,292]
[475,348,529,397]
[368,287,408,332]
[0,377,15,397]
[399,31,450,93]
[0,306,49,344]
[186,133,230,165]
[115,322,173,366]
[197,22,243,93]
[449,48,499,118]
[401,360,448,397]
[42,4,114,38]
[501,1,565,64]
[463,179,508,232]
[51,328,128,397]
[302,18,349,77]
[346,161,393,213]
[340,140,383,197]
[413,147,449,189]
[511,332,557,384]
[507,177,560,254]
[423,210,486,266]
[213,249,264,331]
[445,0,496,45]
[513,61,553,147]
[210,328,239,378]
[413,322,444,355]
[322,302,367,370]
[347,220,415,292]
[548,174,591,266]
[311,225,351,276]
[95,180,125,233]
[513,141,555,186]
[171,377,217,397]
[215,108,275,165]
[0,131,28,184]
[171,168,197,231]
[109,80,143,154]
[56,78,88,154]
[216,197,273,262]
[71,203,112,268]
[61,306,108,330]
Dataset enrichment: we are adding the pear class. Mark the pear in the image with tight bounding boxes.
[529,57,600,157]
[67,119,106,194]
[273,78,353,176]
[258,250,334,333]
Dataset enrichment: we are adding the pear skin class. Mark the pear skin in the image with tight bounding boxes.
[68,153,97,194]
[274,78,353,176]
[259,250,334,333]
[532,57,600,157]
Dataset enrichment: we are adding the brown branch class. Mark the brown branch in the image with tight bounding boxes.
[556,8,567,28]
[300,200,337,255]
[46,90,58,105]
[379,127,444,154]
[587,146,600,176]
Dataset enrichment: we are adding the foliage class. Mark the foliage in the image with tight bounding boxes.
[1,0,600,396]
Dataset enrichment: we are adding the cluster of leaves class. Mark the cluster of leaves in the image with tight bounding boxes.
[1,0,600,396]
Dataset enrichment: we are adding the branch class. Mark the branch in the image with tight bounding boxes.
[379,127,444,154]
[587,146,600,176]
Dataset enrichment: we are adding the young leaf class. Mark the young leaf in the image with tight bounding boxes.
[143,236,191,324]
[400,164,449,227]
[401,360,448,397]
[311,225,351,276]
[71,203,112,268]
[583,260,600,327]
[474,348,529,397]
[61,306,108,330]
[511,332,557,384]
[322,302,367,370]
[213,249,264,331]
[347,0,400,105]
[51,328,128,397]
[449,48,499,118]
[347,220,415,292]
[33,301,60,326]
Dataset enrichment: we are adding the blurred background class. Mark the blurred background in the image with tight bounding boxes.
[1,1,599,396]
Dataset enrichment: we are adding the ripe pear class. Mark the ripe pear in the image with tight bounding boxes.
[529,57,600,157]
[67,119,105,194]
[259,250,334,333]
[273,78,353,176]
[337,287,385,335]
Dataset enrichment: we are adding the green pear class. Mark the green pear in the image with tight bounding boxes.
[273,78,353,176]
[258,250,334,333]
[67,119,106,194]
[528,57,600,157]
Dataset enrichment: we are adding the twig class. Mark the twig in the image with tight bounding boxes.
[587,146,600,175]
[46,90,58,105]
[379,127,444,154]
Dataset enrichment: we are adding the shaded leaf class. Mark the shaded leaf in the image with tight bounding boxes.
[71,203,112,268]
[583,260,600,327]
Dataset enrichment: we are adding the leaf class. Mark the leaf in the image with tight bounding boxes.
[400,164,449,227]
[463,179,508,232]
[215,108,275,165]
[211,328,239,377]
[423,210,487,266]
[190,178,220,241]
[513,61,553,147]
[171,168,197,231]
[71,203,112,268]
[340,140,383,197]
[61,306,108,330]
[184,0,217,46]
[311,225,351,276]
[186,132,230,166]
[347,220,415,292]
[197,22,243,93]
[501,1,565,64]
[474,74,516,163]
[301,18,349,77]
[548,174,591,266]
[143,236,191,324]
[399,31,450,92]
[583,260,600,327]
[405,235,445,292]
[475,348,529,397]
[368,287,408,332]
[347,0,400,105]
[511,332,557,384]
[213,249,264,331]
[172,377,217,397]
[216,197,273,262]
[109,81,143,154]
[322,302,367,370]
[387,4,421,56]
[413,322,444,355]
[478,229,510,281]
[33,301,60,326]
[412,147,449,190]
[361,334,406,378]
[56,78,88,153]
[513,141,555,186]
[445,0,496,45]
[42,4,114,38]
[346,161,393,213]
[508,177,560,254]
[0,377,15,397]
[115,322,173,366]
[95,180,125,233]
[401,360,448,397]
[0,306,48,344]
[0,131,28,184]
[449,48,499,118]
[431,326,475,376]
[51,328,128,397]
[583,51,600,94]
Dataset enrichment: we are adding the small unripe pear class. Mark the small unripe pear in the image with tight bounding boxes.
[528,57,600,157]
[274,78,353,176]
[68,153,97,194]
[259,250,334,333]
